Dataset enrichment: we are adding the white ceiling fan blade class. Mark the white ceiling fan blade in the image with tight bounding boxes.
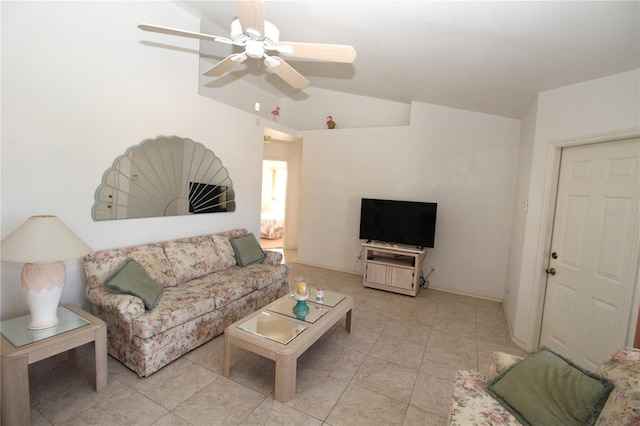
[235,0,264,39]
[138,24,233,45]
[263,56,309,89]
[276,42,357,63]
[203,54,247,77]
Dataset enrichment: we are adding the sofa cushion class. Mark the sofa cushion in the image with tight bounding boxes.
[486,346,614,426]
[212,229,250,269]
[230,233,265,266]
[131,273,254,339]
[226,263,291,290]
[215,228,250,239]
[163,236,223,284]
[209,278,258,314]
[212,235,238,269]
[103,258,164,310]
[85,243,176,289]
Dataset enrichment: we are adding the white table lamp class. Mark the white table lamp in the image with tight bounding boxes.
[1,215,91,329]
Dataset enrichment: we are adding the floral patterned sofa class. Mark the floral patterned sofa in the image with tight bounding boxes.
[84,229,291,377]
[448,348,640,425]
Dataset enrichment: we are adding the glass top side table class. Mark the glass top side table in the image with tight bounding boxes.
[1,304,108,426]
[1,305,91,347]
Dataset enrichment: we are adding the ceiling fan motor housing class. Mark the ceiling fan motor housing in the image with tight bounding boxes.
[261,21,280,46]
[230,19,279,45]
[246,40,265,59]
[230,19,247,42]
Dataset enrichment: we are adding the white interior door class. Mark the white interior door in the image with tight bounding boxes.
[540,138,640,370]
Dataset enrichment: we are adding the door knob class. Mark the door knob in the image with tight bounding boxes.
[546,268,556,276]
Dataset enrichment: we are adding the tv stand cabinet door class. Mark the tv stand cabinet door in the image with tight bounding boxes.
[365,263,388,286]
[390,268,414,290]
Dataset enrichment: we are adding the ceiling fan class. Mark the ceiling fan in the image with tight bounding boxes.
[138,0,357,89]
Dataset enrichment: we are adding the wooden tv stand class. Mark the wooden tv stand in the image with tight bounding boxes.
[362,242,427,297]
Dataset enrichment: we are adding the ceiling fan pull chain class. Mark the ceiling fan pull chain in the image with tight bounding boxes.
[255,63,261,111]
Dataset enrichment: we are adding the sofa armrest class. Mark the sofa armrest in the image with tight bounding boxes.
[594,348,640,426]
[486,351,525,380]
[263,250,284,265]
[85,285,146,322]
[447,369,523,425]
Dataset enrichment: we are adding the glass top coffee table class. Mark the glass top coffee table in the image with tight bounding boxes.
[223,288,353,402]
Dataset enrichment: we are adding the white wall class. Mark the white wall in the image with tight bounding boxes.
[198,68,285,123]
[201,83,412,131]
[504,97,537,343]
[0,1,298,319]
[280,87,412,130]
[508,69,640,350]
[297,101,521,300]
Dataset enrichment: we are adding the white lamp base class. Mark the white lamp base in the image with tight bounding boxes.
[21,262,66,330]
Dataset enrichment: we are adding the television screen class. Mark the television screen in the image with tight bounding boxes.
[359,198,437,248]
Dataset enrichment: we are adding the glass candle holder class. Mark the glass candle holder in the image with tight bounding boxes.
[295,277,309,298]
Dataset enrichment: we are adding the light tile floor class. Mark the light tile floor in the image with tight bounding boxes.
[27,259,529,425]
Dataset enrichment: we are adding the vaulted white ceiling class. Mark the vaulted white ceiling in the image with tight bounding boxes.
[173,1,640,119]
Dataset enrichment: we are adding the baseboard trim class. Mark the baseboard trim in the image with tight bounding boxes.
[427,286,502,303]
[291,260,363,276]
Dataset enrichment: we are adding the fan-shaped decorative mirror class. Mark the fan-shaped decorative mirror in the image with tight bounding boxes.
[92,136,235,221]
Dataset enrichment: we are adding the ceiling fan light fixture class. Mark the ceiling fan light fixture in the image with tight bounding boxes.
[246,28,261,40]
[264,55,280,68]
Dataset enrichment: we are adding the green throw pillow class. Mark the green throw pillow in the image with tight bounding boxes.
[229,233,265,266]
[485,346,614,426]
[103,258,164,310]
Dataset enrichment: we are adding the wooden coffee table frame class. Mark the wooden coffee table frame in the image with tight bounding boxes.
[1,304,107,426]
[223,294,353,402]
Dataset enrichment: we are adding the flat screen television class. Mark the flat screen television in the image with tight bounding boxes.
[359,198,437,248]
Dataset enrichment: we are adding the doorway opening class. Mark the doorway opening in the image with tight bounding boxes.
[260,160,287,249]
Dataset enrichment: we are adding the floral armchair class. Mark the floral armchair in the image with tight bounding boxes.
[447,348,640,425]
